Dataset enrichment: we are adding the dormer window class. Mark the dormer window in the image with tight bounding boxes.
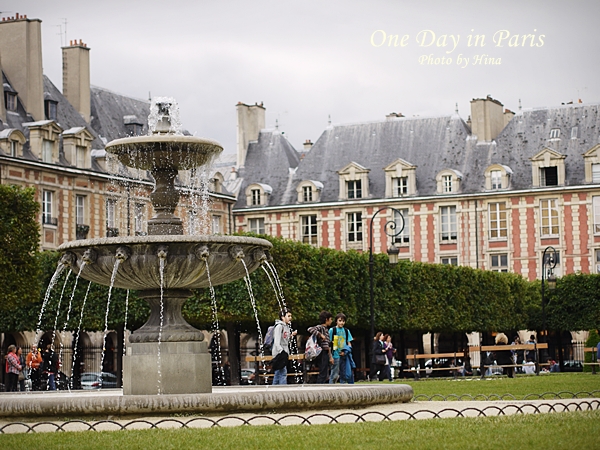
[384,159,417,197]
[245,183,272,207]
[347,180,362,199]
[540,167,558,186]
[211,172,224,193]
[337,162,370,200]
[5,92,17,111]
[436,169,463,194]
[549,128,560,139]
[45,100,58,120]
[484,164,512,190]
[296,180,323,203]
[530,148,566,187]
[0,128,26,158]
[124,115,144,136]
[252,189,261,205]
[393,177,408,196]
[583,144,600,183]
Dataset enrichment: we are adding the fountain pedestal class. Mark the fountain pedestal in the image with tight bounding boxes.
[123,341,211,395]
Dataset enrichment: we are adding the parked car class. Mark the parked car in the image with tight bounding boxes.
[241,368,256,385]
[80,372,118,389]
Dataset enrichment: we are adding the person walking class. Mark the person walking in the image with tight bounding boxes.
[307,311,333,384]
[42,344,59,390]
[271,309,296,385]
[4,345,22,392]
[371,332,387,381]
[328,313,353,384]
[26,345,43,390]
[384,334,396,381]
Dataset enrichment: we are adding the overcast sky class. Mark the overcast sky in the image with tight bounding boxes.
[5,0,600,155]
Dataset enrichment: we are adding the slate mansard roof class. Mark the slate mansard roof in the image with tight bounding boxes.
[235,102,600,209]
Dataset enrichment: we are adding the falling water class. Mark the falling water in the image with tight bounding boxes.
[34,263,67,347]
[240,260,266,373]
[59,262,87,386]
[261,265,284,311]
[262,262,301,382]
[157,257,166,394]
[49,270,72,353]
[205,262,224,385]
[123,290,130,356]
[264,261,287,308]
[100,260,121,375]
[71,281,92,389]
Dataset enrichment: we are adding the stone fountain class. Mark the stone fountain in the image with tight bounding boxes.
[58,100,272,395]
[0,100,412,419]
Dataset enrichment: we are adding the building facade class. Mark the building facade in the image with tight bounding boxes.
[233,98,600,281]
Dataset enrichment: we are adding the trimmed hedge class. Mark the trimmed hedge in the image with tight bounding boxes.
[2,234,599,335]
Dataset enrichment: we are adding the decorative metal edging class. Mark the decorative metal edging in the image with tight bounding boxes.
[1,398,598,434]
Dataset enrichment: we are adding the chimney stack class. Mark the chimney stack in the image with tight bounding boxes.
[62,39,91,122]
[236,101,265,169]
[469,95,505,142]
[303,139,313,151]
[0,15,44,121]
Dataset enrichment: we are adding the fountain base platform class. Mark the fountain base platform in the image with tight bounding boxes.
[0,384,413,419]
[123,341,212,395]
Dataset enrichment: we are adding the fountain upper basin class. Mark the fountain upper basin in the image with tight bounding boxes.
[105,135,223,171]
[58,235,272,290]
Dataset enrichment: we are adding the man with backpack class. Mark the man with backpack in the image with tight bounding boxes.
[307,311,333,383]
[329,312,353,384]
[271,309,297,385]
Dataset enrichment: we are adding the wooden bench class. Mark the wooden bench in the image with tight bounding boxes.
[470,343,549,377]
[407,351,468,380]
[582,346,599,374]
[245,353,308,384]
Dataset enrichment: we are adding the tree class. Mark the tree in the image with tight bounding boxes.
[0,184,41,312]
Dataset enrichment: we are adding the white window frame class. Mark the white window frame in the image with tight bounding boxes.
[42,190,53,224]
[571,126,578,139]
[489,202,508,240]
[76,146,86,168]
[595,249,600,274]
[490,170,502,189]
[441,256,458,266]
[5,92,17,111]
[549,128,560,139]
[540,166,559,186]
[251,189,261,206]
[490,253,508,272]
[134,204,145,235]
[347,180,362,199]
[106,199,116,229]
[592,164,600,183]
[301,215,318,245]
[76,195,86,225]
[212,215,221,234]
[593,196,600,234]
[10,140,17,157]
[248,218,265,234]
[303,185,313,202]
[440,205,457,242]
[540,199,559,237]
[392,177,408,197]
[442,175,453,193]
[42,140,53,163]
[347,212,363,242]
[393,209,410,244]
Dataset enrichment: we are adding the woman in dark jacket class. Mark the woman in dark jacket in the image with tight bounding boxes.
[371,332,387,381]
[495,333,514,378]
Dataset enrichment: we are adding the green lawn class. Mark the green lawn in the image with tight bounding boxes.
[1,410,598,449]
[393,372,600,400]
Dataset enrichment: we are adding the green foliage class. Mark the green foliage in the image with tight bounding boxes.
[1,230,599,336]
[546,273,600,331]
[0,184,41,311]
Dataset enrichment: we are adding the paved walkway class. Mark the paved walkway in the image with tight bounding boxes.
[1,397,598,433]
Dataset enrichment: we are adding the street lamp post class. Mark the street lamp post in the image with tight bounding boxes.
[541,246,557,363]
[369,207,405,341]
